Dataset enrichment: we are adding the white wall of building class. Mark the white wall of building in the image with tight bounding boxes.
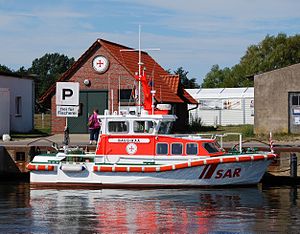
[0,74,34,133]
[0,88,10,136]
[186,88,254,126]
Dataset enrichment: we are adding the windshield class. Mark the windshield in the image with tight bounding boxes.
[133,120,156,133]
[158,121,173,134]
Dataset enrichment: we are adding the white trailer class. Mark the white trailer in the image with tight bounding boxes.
[186,88,254,126]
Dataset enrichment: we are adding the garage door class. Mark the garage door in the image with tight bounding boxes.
[68,91,108,133]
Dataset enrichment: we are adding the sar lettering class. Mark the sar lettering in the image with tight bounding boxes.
[215,168,241,179]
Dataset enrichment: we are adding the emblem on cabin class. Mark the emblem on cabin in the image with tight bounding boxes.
[92,55,109,73]
[126,143,137,155]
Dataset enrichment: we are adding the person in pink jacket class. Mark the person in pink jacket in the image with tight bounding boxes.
[88,109,101,144]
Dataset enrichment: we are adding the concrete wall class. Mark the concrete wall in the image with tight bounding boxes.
[254,63,300,134]
[0,88,10,136]
[0,75,34,133]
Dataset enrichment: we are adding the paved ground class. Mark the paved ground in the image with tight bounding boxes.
[0,134,91,147]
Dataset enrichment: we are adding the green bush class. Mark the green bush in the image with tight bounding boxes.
[188,117,216,133]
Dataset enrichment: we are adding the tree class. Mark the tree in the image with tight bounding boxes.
[202,65,231,88]
[174,67,199,88]
[15,66,28,76]
[202,33,300,88]
[27,53,75,98]
[0,64,12,73]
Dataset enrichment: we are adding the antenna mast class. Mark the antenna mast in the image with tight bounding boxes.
[120,25,160,115]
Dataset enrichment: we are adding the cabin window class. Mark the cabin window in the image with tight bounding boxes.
[156,143,168,155]
[186,143,198,155]
[158,121,173,134]
[108,121,129,133]
[134,120,155,133]
[203,143,219,153]
[171,143,183,155]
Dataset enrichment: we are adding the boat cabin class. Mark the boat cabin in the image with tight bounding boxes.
[99,111,177,135]
[96,110,224,157]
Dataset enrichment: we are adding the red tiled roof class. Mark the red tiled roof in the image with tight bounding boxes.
[161,74,197,104]
[181,89,198,104]
[39,38,196,105]
[161,75,180,94]
[100,39,183,103]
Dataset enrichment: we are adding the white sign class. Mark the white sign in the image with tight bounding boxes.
[56,82,79,106]
[56,105,79,117]
[293,108,300,115]
[108,138,150,143]
[294,116,300,125]
[223,99,241,110]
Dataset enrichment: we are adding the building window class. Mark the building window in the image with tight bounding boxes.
[15,96,22,117]
[16,152,25,161]
[292,95,300,106]
[186,143,198,155]
[171,143,183,155]
[119,89,135,105]
[156,143,168,155]
[108,121,128,133]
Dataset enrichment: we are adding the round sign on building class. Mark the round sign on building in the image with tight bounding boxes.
[92,55,109,73]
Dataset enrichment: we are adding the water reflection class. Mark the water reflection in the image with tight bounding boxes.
[0,183,299,233]
[27,187,270,233]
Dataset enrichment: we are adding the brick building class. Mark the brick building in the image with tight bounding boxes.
[40,39,197,134]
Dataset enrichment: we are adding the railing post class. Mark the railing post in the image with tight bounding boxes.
[290,153,297,178]
[239,134,242,153]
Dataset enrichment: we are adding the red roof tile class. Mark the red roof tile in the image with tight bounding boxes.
[39,38,196,105]
[100,39,183,103]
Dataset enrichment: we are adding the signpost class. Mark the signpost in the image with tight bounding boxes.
[56,82,79,146]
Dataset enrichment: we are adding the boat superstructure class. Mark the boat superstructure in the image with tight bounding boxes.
[27,109,277,187]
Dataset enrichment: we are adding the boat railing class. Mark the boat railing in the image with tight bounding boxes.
[172,133,243,153]
[215,133,243,153]
[172,133,216,139]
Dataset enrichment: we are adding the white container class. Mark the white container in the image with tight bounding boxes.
[2,134,11,142]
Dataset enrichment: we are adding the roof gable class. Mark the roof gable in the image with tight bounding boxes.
[39,38,196,105]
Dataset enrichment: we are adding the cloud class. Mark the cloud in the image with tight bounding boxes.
[0,0,299,84]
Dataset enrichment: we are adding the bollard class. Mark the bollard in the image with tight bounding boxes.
[290,153,297,178]
[63,126,70,146]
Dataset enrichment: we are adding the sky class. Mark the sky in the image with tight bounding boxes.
[0,0,299,84]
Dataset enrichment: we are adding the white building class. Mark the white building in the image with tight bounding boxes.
[0,71,35,134]
[186,88,254,126]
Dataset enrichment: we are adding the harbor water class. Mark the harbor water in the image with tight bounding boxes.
[0,182,299,233]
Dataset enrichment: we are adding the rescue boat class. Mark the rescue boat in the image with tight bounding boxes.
[27,37,277,187]
[27,76,277,187]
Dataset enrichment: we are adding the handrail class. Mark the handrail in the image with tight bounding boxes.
[215,133,243,153]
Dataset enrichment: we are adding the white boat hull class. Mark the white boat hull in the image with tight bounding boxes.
[29,158,272,187]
